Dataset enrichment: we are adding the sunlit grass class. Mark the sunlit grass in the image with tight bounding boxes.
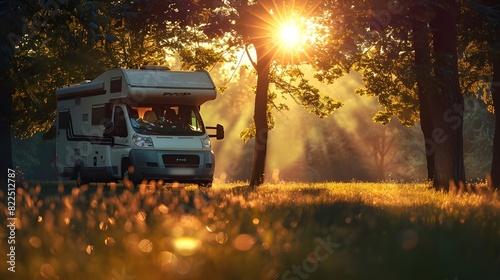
[1,181,499,279]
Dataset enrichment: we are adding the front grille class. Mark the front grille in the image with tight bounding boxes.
[162,155,200,168]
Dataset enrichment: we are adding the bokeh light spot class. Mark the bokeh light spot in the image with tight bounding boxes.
[105,237,116,247]
[215,232,228,244]
[399,229,419,250]
[85,245,94,255]
[138,239,153,253]
[173,237,201,256]
[158,251,178,270]
[29,236,42,248]
[40,263,56,279]
[233,234,256,251]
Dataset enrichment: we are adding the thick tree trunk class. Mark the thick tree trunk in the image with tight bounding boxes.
[429,0,466,190]
[0,10,14,185]
[491,27,500,189]
[0,72,13,185]
[249,43,273,187]
[412,18,435,182]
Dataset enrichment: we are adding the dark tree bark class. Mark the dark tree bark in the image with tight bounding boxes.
[0,3,14,186]
[491,26,500,189]
[0,67,14,185]
[412,18,435,182]
[428,0,466,190]
[249,41,273,187]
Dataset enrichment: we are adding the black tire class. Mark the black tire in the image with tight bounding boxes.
[75,168,88,186]
[122,158,140,186]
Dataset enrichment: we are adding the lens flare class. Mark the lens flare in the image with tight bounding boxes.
[279,21,301,48]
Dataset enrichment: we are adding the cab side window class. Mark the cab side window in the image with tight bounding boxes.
[113,106,128,137]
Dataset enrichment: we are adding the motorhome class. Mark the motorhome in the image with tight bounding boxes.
[55,66,224,186]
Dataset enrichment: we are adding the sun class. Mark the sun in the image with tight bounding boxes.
[278,21,302,49]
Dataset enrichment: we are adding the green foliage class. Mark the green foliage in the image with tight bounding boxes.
[271,65,343,118]
[10,1,118,138]
[459,1,499,111]
[312,0,497,125]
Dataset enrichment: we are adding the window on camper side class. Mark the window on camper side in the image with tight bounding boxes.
[92,104,111,126]
[129,105,205,136]
[58,111,71,129]
[110,77,122,93]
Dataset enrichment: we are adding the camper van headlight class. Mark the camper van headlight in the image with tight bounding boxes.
[133,134,154,147]
[201,135,211,148]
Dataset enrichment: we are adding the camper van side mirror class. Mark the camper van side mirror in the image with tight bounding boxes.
[216,124,224,140]
[207,124,224,140]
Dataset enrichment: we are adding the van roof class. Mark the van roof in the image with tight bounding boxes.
[57,68,218,106]
[122,69,216,90]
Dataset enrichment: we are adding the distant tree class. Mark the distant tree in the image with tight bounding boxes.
[361,120,401,181]
[313,0,467,190]
[11,1,120,139]
[462,96,495,179]
[464,0,500,188]
[0,0,27,184]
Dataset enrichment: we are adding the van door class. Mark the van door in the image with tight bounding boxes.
[109,104,131,178]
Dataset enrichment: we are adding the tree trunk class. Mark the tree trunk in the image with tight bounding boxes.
[429,0,466,190]
[491,26,500,189]
[412,18,435,182]
[0,3,14,185]
[249,43,272,187]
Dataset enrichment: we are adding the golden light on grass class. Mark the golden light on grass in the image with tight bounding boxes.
[138,238,153,253]
[173,237,202,256]
[136,211,147,221]
[158,204,169,214]
[158,251,178,270]
[105,237,116,246]
[215,232,228,244]
[85,245,94,255]
[126,233,140,245]
[40,263,56,279]
[10,181,500,279]
[29,236,42,248]
[233,234,256,251]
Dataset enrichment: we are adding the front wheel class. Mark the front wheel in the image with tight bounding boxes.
[122,158,141,186]
[75,169,88,186]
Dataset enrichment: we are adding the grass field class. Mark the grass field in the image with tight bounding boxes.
[1,181,500,280]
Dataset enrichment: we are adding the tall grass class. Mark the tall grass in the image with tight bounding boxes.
[1,181,499,280]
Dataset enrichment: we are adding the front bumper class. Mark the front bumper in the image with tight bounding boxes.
[129,149,215,183]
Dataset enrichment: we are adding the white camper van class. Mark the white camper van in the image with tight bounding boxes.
[55,66,224,186]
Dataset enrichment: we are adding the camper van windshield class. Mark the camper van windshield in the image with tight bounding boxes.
[128,105,205,136]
